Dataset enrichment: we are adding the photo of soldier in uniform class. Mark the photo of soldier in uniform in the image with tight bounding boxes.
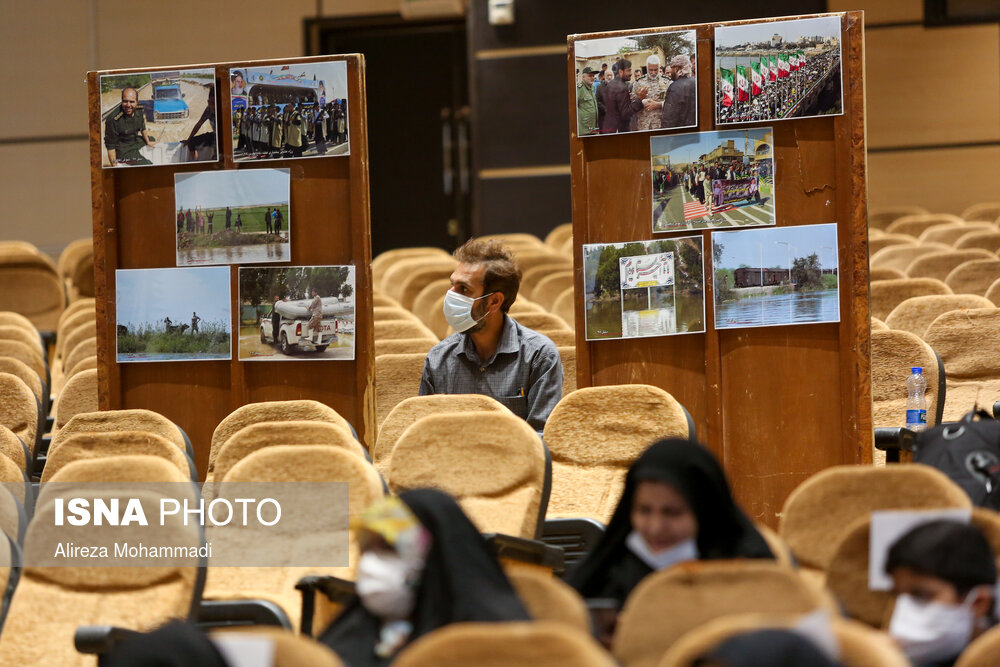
[174,168,290,266]
[238,265,355,361]
[573,30,697,137]
[650,128,776,232]
[231,60,349,162]
[100,68,218,168]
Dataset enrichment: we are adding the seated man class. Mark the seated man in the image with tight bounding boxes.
[885,519,997,667]
[419,238,563,432]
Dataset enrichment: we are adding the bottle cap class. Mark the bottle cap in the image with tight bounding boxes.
[911,367,922,373]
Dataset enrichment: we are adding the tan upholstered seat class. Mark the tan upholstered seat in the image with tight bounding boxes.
[955,230,1000,253]
[481,233,546,247]
[412,279,451,329]
[51,368,98,433]
[940,380,1000,422]
[372,292,401,308]
[393,621,615,667]
[657,613,908,667]
[532,272,574,311]
[924,307,1000,419]
[512,250,571,274]
[559,236,574,256]
[50,409,188,459]
[508,298,544,315]
[371,247,449,289]
[0,372,38,453]
[56,298,95,332]
[374,394,509,475]
[0,424,28,472]
[0,250,66,331]
[872,331,942,433]
[778,464,970,580]
[507,568,590,633]
[961,202,1000,223]
[544,223,573,251]
[0,454,27,507]
[374,337,437,356]
[868,234,916,256]
[987,278,1000,306]
[957,622,1000,667]
[0,339,46,387]
[0,325,44,358]
[552,288,575,329]
[374,353,427,428]
[208,628,345,667]
[210,420,366,483]
[510,312,570,332]
[209,400,352,477]
[388,411,547,539]
[539,329,575,346]
[0,311,40,335]
[613,561,833,667]
[868,206,928,230]
[918,222,996,246]
[58,238,92,278]
[869,243,950,273]
[0,486,22,543]
[884,294,994,338]
[557,346,577,397]
[66,354,98,380]
[945,259,1000,296]
[382,259,456,303]
[63,337,97,381]
[869,278,952,320]
[906,249,995,282]
[521,263,574,302]
[826,515,894,626]
[373,306,421,322]
[886,213,965,238]
[870,317,888,331]
[543,385,690,523]
[41,431,192,483]
[68,251,95,301]
[869,268,905,282]
[0,356,44,406]
[418,290,450,340]
[55,310,96,361]
[374,319,437,341]
[398,265,458,311]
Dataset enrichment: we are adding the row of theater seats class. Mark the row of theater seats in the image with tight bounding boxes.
[0,239,94,334]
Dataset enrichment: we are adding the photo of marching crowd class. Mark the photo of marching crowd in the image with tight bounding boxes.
[650,128,775,232]
[714,15,843,125]
[574,29,697,137]
[230,61,349,162]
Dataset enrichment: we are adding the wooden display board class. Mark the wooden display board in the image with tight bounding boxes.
[87,56,372,477]
[568,13,871,526]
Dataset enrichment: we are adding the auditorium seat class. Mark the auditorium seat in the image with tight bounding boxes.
[961,202,1000,223]
[905,248,995,282]
[884,294,994,338]
[381,258,456,303]
[0,339,47,391]
[51,409,191,461]
[210,420,366,483]
[480,232,545,248]
[868,205,929,230]
[509,312,570,333]
[508,298,545,314]
[0,424,29,475]
[373,318,438,341]
[372,292,402,308]
[55,310,96,363]
[61,337,97,389]
[869,243,951,274]
[868,267,906,282]
[0,357,45,413]
[957,622,1000,667]
[945,259,1000,296]
[208,400,353,479]
[50,368,98,436]
[374,394,509,475]
[658,613,908,667]
[539,329,575,346]
[41,431,194,483]
[0,245,65,332]
[387,411,548,539]
[0,485,25,544]
[986,278,1000,305]
[532,272,574,311]
[371,247,449,288]
[557,346,577,397]
[374,337,437,356]
[209,628,345,667]
[0,311,43,341]
[56,298,95,331]
[869,278,952,320]
[543,385,693,523]
[0,453,29,511]
[870,317,888,330]
[867,234,915,256]
[510,250,572,274]
[955,230,1000,253]
[374,353,427,428]
[392,621,615,667]
[0,325,45,360]
[924,307,1000,420]
[65,354,97,381]
[558,236,574,257]
[373,306,422,322]
[544,223,573,252]
[506,568,591,633]
[68,250,95,303]
[0,372,38,455]
[412,281,451,339]
[613,561,833,667]
[398,265,460,311]
[552,288,575,329]
[778,465,970,584]
[918,221,996,246]
[521,262,573,302]
[885,213,965,238]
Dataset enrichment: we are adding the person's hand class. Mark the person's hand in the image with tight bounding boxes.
[636,86,648,101]
[147,140,157,148]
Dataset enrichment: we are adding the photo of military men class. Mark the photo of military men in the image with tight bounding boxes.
[100,68,218,168]
[574,29,697,137]
[230,61,350,162]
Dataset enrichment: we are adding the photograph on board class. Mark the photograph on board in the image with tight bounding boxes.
[238,265,356,361]
[231,60,349,162]
[573,29,697,137]
[651,128,775,233]
[714,15,843,125]
[175,168,290,267]
[712,223,840,330]
[100,68,217,168]
[116,267,231,363]
[582,236,705,341]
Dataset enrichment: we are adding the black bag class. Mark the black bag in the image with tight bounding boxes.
[913,409,1000,510]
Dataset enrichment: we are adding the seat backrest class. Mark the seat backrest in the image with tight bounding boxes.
[955,230,1000,253]
[0,356,43,404]
[544,223,574,251]
[69,251,95,299]
[57,239,93,279]
[67,354,98,379]
[543,385,690,522]
[41,431,192,483]
[382,258,456,302]
[374,353,427,428]
[868,206,929,230]
[506,568,590,633]
[51,408,187,458]
[884,294,994,338]
[209,400,351,475]
[0,424,27,472]
[869,243,950,273]
[372,292,401,308]
[398,265,458,311]
[906,248,995,282]
[508,298,544,315]
[956,622,1000,667]
[961,202,1000,223]
[513,250,571,274]
[211,628,346,667]
[0,339,45,386]
[868,267,906,282]
[532,271,574,311]
[212,420,366,483]
[0,310,40,335]
[0,372,37,452]
[392,621,615,667]
[870,317,888,331]
[868,234,916,256]
[0,256,66,331]
[481,232,546,247]
[56,308,96,354]
[987,277,1000,306]
[388,411,548,539]
[56,298,95,332]
[613,560,830,667]
[510,312,570,332]
[374,318,437,341]
[539,329,575,346]
[371,247,449,288]
[412,278,451,327]
[552,287,575,329]
[374,394,509,474]
[419,289,451,340]
[918,222,993,245]
[924,307,1000,381]
[557,346,577,398]
[63,336,97,377]
[870,330,943,428]
[521,262,574,302]
[0,325,44,358]
[945,259,1000,296]
[373,306,421,322]
[869,278,952,320]
[778,464,971,572]
[52,368,98,431]
[374,337,437,356]
[886,213,965,237]
[825,515,893,626]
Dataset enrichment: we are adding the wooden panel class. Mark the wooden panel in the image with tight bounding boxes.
[570,13,872,526]
[827,0,922,24]
[868,145,1000,214]
[865,24,1000,149]
[88,55,373,478]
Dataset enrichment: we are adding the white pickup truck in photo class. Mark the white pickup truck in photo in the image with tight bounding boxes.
[260,297,353,355]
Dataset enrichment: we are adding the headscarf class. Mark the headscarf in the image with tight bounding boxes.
[699,629,844,667]
[320,489,530,666]
[567,439,773,604]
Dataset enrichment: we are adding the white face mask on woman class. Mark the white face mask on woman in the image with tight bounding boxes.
[442,290,495,333]
[356,550,418,620]
[626,531,699,571]
[888,590,981,664]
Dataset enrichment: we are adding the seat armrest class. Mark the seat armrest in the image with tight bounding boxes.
[196,599,291,630]
[74,625,140,656]
[874,427,917,463]
[296,575,356,636]
[483,532,565,573]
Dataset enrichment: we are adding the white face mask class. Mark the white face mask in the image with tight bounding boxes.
[888,590,979,664]
[356,551,417,620]
[626,531,698,571]
[442,290,495,333]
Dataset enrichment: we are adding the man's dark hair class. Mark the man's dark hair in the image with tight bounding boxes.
[886,520,997,595]
[453,238,522,313]
[617,58,632,75]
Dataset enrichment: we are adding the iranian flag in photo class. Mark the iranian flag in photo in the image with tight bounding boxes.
[789,52,798,70]
[719,67,735,107]
[778,53,790,77]
[798,50,806,68]
[735,65,750,102]
[768,55,778,81]
[750,61,764,95]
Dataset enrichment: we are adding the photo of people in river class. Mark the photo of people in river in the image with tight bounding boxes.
[651,128,775,232]
[116,267,232,363]
[712,223,840,330]
[582,237,705,341]
[230,60,349,162]
[573,30,697,137]
[174,168,290,267]
[714,15,843,125]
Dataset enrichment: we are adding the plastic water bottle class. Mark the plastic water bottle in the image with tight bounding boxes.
[906,367,927,432]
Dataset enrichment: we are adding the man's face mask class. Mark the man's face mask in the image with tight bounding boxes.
[442,290,496,333]
[888,589,983,664]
